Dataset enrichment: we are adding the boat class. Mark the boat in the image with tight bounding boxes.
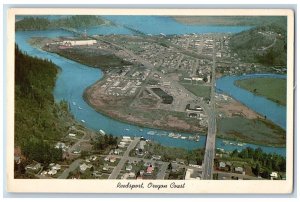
[172,133,181,139]
[72,101,76,105]
[181,136,187,140]
[168,132,175,137]
[81,120,85,123]
[125,128,130,131]
[217,148,225,152]
[78,106,83,110]
[237,143,246,147]
[99,129,105,135]
[147,131,156,135]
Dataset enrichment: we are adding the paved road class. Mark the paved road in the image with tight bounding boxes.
[156,162,169,179]
[58,159,83,179]
[108,138,139,179]
[202,38,217,180]
[67,132,90,158]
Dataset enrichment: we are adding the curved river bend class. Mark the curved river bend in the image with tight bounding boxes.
[15,16,286,156]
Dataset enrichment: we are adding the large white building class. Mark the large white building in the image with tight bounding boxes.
[62,39,97,46]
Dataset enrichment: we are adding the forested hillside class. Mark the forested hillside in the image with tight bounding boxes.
[16,15,105,31]
[230,19,287,67]
[15,46,72,164]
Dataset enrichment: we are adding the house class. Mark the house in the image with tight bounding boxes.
[72,147,81,154]
[14,156,21,164]
[55,142,67,150]
[114,149,122,155]
[234,167,244,174]
[103,164,109,171]
[270,172,278,179]
[89,155,97,161]
[118,142,126,148]
[79,163,92,172]
[219,162,226,170]
[146,165,154,174]
[92,171,102,177]
[185,168,201,180]
[176,158,185,165]
[122,136,131,142]
[152,155,161,160]
[109,157,117,163]
[128,172,135,178]
[126,164,133,171]
[40,171,48,176]
[188,113,198,118]
[47,169,57,176]
[25,162,41,171]
[68,133,76,137]
[51,164,61,171]
[144,162,153,167]
[104,156,110,161]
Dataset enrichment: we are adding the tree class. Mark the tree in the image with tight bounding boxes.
[261,169,271,179]
[231,149,239,157]
[253,163,261,176]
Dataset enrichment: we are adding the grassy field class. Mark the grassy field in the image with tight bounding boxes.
[235,78,286,106]
[217,117,286,147]
[181,83,211,98]
[53,47,132,70]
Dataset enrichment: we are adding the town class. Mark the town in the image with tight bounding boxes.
[15,28,286,181]
[15,133,284,180]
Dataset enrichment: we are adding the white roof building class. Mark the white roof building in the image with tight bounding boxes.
[48,169,57,176]
[270,172,278,178]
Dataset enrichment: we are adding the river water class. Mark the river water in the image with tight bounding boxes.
[15,16,286,156]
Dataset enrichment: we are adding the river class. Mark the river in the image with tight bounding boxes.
[15,15,286,156]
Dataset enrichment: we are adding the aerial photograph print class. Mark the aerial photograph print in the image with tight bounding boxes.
[7,8,294,193]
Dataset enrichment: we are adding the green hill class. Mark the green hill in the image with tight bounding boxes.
[16,15,105,31]
[15,45,75,164]
[229,20,287,67]
[173,16,286,26]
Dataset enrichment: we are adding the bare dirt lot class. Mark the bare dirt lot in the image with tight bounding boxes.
[217,98,262,119]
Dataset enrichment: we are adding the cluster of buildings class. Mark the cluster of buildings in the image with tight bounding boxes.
[101,66,150,97]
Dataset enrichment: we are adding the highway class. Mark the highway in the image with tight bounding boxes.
[202,38,217,180]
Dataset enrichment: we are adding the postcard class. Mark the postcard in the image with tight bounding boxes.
[6,8,294,193]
